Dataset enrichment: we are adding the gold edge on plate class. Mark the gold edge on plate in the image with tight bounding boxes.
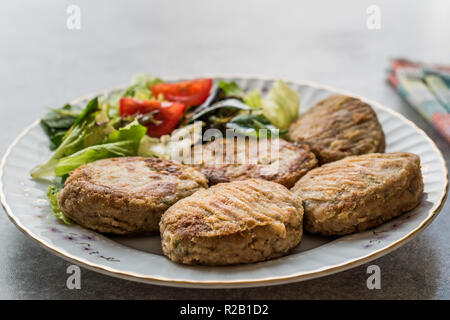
[0,74,448,288]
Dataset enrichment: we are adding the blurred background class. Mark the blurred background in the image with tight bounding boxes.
[0,0,449,299]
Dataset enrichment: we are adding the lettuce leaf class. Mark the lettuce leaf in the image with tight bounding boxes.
[40,104,82,150]
[31,97,102,180]
[218,81,244,97]
[226,113,284,137]
[54,120,147,176]
[243,89,262,108]
[106,119,147,143]
[47,185,71,224]
[191,98,252,122]
[261,80,300,130]
[54,141,137,176]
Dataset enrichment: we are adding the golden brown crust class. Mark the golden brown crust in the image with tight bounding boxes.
[291,152,424,235]
[58,157,208,235]
[288,95,386,164]
[194,138,318,188]
[160,179,304,265]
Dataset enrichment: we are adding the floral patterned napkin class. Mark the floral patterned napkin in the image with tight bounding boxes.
[387,59,450,143]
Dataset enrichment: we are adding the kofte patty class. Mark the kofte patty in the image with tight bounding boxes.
[58,157,208,235]
[160,179,304,265]
[194,137,318,188]
[291,152,423,236]
[288,95,385,164]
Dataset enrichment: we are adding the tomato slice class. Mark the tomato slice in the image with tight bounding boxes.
[119,97,161,116]
[151,78,213,107]
[119,97,185,137]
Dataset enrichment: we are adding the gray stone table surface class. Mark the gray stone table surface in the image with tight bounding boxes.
[1,0,449,299]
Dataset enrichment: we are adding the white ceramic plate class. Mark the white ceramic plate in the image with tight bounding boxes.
[1,75,447,288]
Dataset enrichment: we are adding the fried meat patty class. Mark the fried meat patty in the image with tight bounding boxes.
[288,95,385,164]
[58,157,208,235]
[160,179,304,265]
[291,152,423,236]
[194,137,318,188]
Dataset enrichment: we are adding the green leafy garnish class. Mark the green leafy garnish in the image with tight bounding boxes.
[243,89,262,108]
[218,81,244,97]
[227,113,285,137]
[54,120,147,176]
[32,94,148,179]
[40,104,82,150]
[192,98,252,122]
[31,97,102,180]
[261,80,300,130]
[47,185,71,224]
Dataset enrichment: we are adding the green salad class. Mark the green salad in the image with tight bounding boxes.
[31,75,301,223]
